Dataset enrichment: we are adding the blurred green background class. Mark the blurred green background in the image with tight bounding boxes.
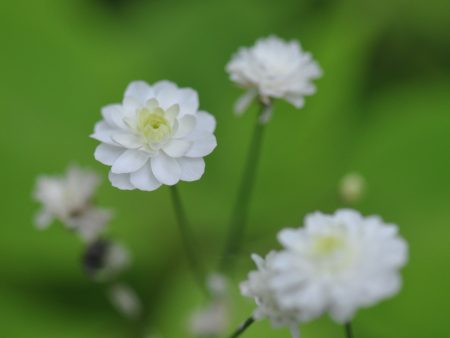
[1,0,449,337]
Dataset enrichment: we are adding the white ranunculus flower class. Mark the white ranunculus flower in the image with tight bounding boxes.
[91,80,217,191]
[240,252,302,338]
[226,35,322,115]
[33,165,111,242]
[273,209,408,323]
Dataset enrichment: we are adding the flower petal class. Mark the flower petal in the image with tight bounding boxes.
[195,111,216,133]
[185,132,217,157]
[130,163,162,191]
[95,144,124,165]
[125,81,154,104]
[108,172,134,190]
[174,115,196,138]
[151,153,181,185]
[35,209,53,229]
[178,88,199,116]
[91,121,117,145]
[154,80,179,109]
[112,133,142,149]
[234,89,257,115]
[101,104,126,129]
[111,150,149,174]
[163,139,191,158]
[178,157,205,181]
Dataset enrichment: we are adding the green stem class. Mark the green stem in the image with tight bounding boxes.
[345,322,353,338]
[170,185,207,296]
[220,103,268,271]
[228,317,255,338]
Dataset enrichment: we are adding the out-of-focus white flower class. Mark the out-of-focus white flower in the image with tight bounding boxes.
[108,283,142,319]
[240,253,302,338]
[207,273,228,298]
[273,209,408,323]
[83,240,130,281]
[189,301,229,337]
[33,165,111,242]
[91,80,217,191]
[339,172,366,204]
[226,35,322,117]
[188,273,230,337]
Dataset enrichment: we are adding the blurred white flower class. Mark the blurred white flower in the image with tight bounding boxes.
[189,301,229,337]
[226,35,322,116]
[188,273,230,337]
[33,165,111,242]
[92,80,217,191]
[339,172,366,204]
[206,273,228,298]
[273,209,408,323]
[83,239,130,281]
[108,283,142,319]
[240,252,302,338]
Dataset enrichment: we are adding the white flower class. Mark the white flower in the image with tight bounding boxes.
[33,165,111,242]
[240,253,302,338]
[339,172,366,204]
[273,209,408,323]
[189,301,229,337]
[91,80,217,191]
[188,273,230,337]
[226,35,322,115]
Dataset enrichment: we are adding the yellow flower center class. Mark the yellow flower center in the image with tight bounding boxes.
[136,107,172,142]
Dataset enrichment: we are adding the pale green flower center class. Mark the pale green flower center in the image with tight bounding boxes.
[312,235,344,255]
[136,108,172,142]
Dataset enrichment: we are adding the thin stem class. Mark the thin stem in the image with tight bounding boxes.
[228,317,255,338]
[345,322,353,338]
[169,185,207,296]
[220,103,269,271]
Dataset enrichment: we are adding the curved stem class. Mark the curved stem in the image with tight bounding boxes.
[345,322,353,338]
[220,103,269,271]
[228,317,255,338]
[170,185,207,296]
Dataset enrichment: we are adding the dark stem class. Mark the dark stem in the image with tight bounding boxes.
[170,185,207,296]
[220,103,269,271]
[345,322,353,338]
[228,317,255,338]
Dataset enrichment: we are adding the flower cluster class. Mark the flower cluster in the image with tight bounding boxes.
[92,80,217,191]
[32,33,410,338]
[241,209,408,337]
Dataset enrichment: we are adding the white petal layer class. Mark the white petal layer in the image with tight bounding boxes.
[186,132,217,157]
[195,111,216,133]
[125,81,154,104]
[111,150,149,174]
[91,121,116,145]
[151,153,181,185]
[130,164,161,191]
[178,88,199,115]
[163,139,192,158]
[101,104,126,129]
[108,172,134,190]
[95,144,124,165]
[179,157,205,181]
